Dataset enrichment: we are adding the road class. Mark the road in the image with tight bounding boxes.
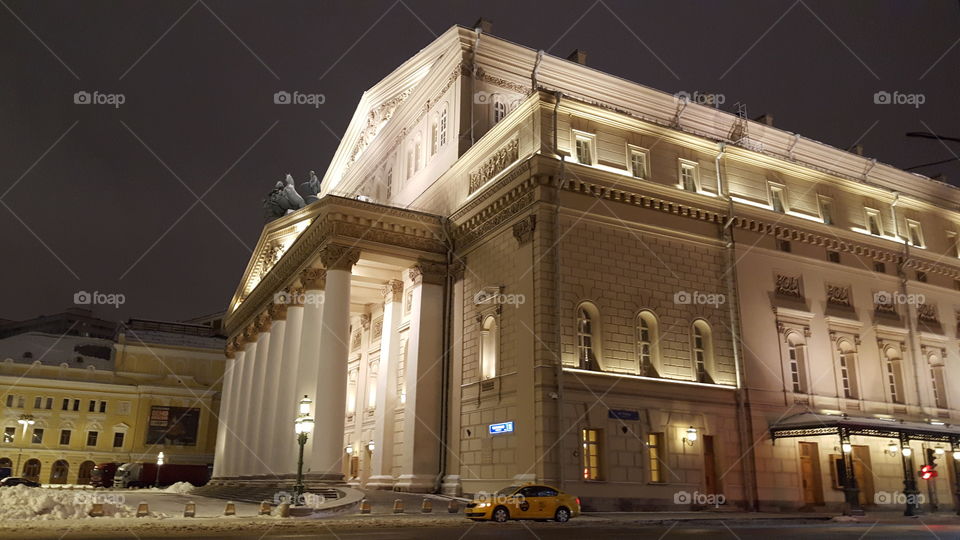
[52,522,960,539]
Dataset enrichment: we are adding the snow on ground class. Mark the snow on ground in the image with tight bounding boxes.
[162,482,195,494]
[0,485,135,520]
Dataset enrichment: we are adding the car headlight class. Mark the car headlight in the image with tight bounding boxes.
[475,502,490,508]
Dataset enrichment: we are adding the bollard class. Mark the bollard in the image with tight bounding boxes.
[278,502,291,518]
[360,499,371,514]
[448,499,460,513]
[259,501,272,516]
[88,503,104,517]
[393,498,404,513]
[183,502,196,518]
[224,501,236,516]
[421,498,432,513]
[136,502,149,517]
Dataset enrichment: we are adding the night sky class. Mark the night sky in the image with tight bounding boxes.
[2,0,959,323]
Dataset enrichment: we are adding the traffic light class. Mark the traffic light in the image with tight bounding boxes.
[920,448,938,480]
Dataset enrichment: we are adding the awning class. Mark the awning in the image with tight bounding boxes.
[770,412,960,443]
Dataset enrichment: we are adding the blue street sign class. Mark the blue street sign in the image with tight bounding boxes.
[488,421,515,435]
[608,409,640,421]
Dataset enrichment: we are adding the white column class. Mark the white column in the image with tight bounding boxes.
[234,331,258,477]
[212,339,239,479]
[441,264,465,495]
[273,290,304,476]
[296,269,326,467]
[309,245,359,481]
[241,315,271,476]
[367,280,403,489]
[259,305,287,475]
[395,261,446,492]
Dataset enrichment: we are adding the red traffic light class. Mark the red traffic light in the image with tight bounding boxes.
[920,465,938,480]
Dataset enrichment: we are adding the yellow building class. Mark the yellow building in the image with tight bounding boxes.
[0,311,224,484]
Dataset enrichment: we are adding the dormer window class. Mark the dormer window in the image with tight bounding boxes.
[678,160,699,192]
[628,146,649,179]
[769,183,786,213]
[864,208,883,236]
[906,220,924,247]
[574,132,596,165]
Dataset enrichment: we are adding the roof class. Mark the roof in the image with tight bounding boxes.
[122,329,225,351]
[770,412,960,443]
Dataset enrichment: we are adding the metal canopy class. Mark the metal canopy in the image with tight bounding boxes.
[769,413,960,443]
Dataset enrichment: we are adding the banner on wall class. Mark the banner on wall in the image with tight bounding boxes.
[146,406,200,446]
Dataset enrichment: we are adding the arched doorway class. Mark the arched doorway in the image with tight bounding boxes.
[22,458,41,482]
[0,457,11,469]
[77,461,96,485]
[49,460,69,484]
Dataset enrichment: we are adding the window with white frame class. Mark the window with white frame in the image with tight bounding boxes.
[577,303,600,371]
[636,311,660,377]
[837,340,858,399]
[883,345,905,404]
[692,320,714,383]
[414,135,423,172]
[628,146,649,179]
[574,132,595,165]
[819,195,834,225]
[785,332,807,393]
[906,220,924,247]
[679,160,699,192]
[928,352,947,409]
[864,208,883,236]
[769,183,786,213]
[439,105,448,147]
[430,117,439,156]
[480,315,498,380]
[493,96,506,124]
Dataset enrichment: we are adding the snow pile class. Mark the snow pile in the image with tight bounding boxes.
[163,482,195,494]
[0,485,134,520]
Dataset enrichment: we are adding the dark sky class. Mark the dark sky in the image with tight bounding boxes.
[2,0,959,324]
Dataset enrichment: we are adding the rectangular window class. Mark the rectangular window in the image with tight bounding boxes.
[648,433,664,483]
[17,397,24,408]
[931,366,947,409]
[5,395,12,408]
[73,399,80,411]
[874,261,886,273]
[679,161,698,192]
[60,429,71,445]
[777,239,792,253]
[827,250,840,263]
[581,428,602,480]
[629,147,649,179]
[113,432,125,448]
[819,196,833,225]
[88,400,96,412]
[788,344,804,393]
[916,271,928,283]
[839,353,857,399]
[865,209,883,236]
[99,401,107,413]
[34,397,42,409]
[886,359,903,404]
[31,428,43,444]
[62,398,69,411]
[45,397,52,410]
[86,431,98,447]
[769,185,786,213]
[906,221,924,247]
[2,427,14,443]
[574,133,595,165]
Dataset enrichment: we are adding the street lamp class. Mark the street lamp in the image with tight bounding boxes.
[15,415,35,474]
[156,451,165,487]
[683,426,698,446]
[293,395,314,505]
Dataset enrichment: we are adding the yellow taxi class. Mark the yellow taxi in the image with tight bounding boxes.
[465,484,581,523]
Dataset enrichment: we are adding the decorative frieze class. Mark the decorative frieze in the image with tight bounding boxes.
[351,330,362,350]
[918,302,939,324]
[372,316,383,339]
[826,284,851,307]
[775,274,803,298]
[469,138,520,194]
[874,292,897,315]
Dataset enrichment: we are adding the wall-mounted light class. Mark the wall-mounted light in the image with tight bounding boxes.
[902,447,913,457]
[953,450,960,461]
[935,445,945,456]
[367,440,375,452]
[841,443,852,453]
[885,441,899,456]
[345,445,353,455]
[683,426,698,446]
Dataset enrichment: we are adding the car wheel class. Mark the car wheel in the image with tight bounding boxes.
[492,506,510,523]
[554,507,571,523]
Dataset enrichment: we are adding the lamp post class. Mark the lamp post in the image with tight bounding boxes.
[14,415,35,474]
[900,434,921,516]
[293,395,314,506]
[155,451,165,487]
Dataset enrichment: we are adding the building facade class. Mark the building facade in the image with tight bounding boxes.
[0,312,225,484]
[215,23,960,512]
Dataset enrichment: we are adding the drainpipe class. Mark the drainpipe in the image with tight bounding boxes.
[435,218,455,493]
[552,91,567,491]
[531,50,544,92]
[470,25,483,147]
[717,142,759,511]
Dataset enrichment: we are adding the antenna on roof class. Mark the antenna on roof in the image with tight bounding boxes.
[728,102,749,146]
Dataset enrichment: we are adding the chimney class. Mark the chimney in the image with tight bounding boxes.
[849,144,864,156]
[473,18,493,34]
[567,49,588,65]
[753,114,774,127]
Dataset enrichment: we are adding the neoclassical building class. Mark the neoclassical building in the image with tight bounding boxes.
[215,22,960,512]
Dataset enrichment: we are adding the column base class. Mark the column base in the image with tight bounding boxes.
[441,475,462,496]
[393,474,436,493]
[366,475,397,490]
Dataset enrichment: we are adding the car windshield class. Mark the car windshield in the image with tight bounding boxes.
[494,486,520,497]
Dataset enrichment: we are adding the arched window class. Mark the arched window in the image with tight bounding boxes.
[577,303,601,371]
[480,316,498,380]
[49,459,69,484]
[636,311,660,377]
[883,345,905,404]
[837,340,858,399]
[430,115,439,156]
[22,458,41,482]
[928,351,948,409]
[692,320,714,383]
[439,105,448,147]
[785,332,807,393]
[77,460,96,485]
[493,96,506,124]
[0,457,11,469]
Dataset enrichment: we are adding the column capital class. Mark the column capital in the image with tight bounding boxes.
[449,261,466,282]
[242,324,259,343]
[269,302,288,321]
[300,268,327,290]
[286,286,305,307]
[225,339,238,359]
[382,279,404,303]
[360,313,372,331]
[320,244,361,272]
[255,311,272,332]
[512,214,536,245]
[408,260,447,286]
